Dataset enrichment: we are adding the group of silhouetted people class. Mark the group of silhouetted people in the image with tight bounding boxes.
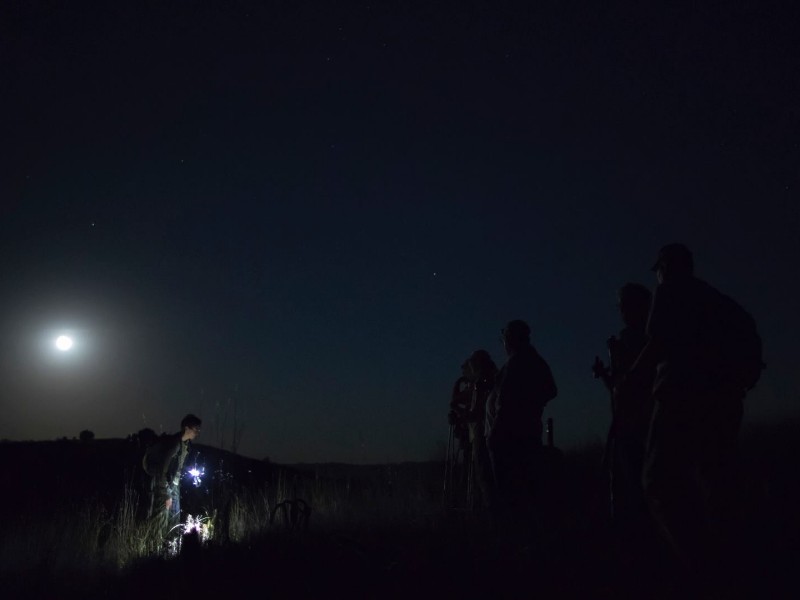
[449,243,764,583]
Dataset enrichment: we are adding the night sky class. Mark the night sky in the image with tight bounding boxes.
[2,1,798,463]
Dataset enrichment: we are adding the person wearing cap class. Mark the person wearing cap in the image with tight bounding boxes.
[485,319,557,545]
[621,244,756,574]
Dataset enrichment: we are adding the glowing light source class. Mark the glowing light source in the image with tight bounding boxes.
[166,512,214,555]
[55,335,73,351]
[184,513,213,542]
[187,466,204,487]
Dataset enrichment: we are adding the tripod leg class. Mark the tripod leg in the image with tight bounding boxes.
[466,448,473,510]
[443,424,454,506]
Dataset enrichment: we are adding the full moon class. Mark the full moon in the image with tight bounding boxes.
[55,335,73,351]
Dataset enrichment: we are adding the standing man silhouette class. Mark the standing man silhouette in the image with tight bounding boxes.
[621,244,762,575]
[486,320,557,548]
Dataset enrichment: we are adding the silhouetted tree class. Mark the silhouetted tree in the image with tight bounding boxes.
[79,430,95,442]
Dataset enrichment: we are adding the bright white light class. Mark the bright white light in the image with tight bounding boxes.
[55,335,73,351]
[187,466,204,487]
[184,513,213,543]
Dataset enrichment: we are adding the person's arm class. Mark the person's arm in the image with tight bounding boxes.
[592,356,613,392]
[485,374,503,446]
[154,439,180,509]
[450,377,469,408]
[449,377,471,424]
[623,338,661,388]
[617,283,669,396]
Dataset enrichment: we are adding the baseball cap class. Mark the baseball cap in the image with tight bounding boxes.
[651,243,693,271]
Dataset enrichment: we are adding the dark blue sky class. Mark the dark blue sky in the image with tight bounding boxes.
[2,1,798,462]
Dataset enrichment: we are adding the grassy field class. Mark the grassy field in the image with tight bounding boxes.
[1,422,798,599]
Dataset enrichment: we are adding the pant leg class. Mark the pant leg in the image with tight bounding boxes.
[699,393,744,563]
[149,484,182,553]
[167,486,181,535]
[643,395,707,567]
[472,436,495,510]
[611,434,649,537]
[489,439,539,546]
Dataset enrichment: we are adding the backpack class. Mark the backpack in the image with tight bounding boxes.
[141,441,159,477]
[141,435,175,477]
[705,288,764,392]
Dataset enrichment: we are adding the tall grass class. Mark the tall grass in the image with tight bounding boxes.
[0,461,449,578]
[0,486,165,575]
[105,485,163,567]
[225,484,271,542]
[2,432,787,587]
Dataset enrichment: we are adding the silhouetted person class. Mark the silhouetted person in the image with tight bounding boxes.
[594,283,658,578]
[449,362,473,459]
[142,414,202,550]
[445,361,474,506]
[621,244,763,577]
[593,283,654,547]
[486,320,557,547]
[463,349,498,510]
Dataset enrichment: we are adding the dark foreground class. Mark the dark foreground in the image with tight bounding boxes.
[2,421,799,599]
[2,520,797,600]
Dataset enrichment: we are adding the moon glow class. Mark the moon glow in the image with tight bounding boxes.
[55,335,74,351]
